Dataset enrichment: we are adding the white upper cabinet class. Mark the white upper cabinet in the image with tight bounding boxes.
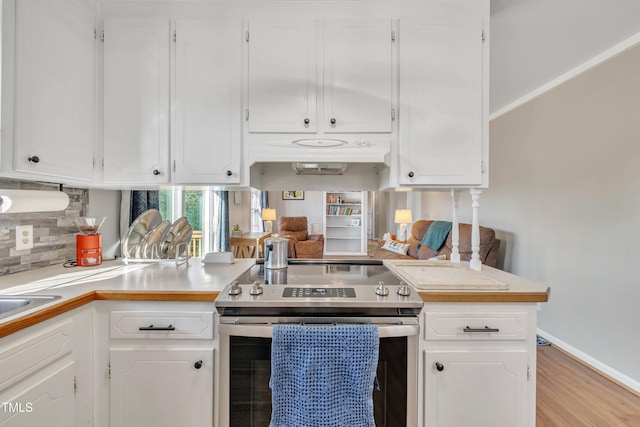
[9,0,96,182]
[103,19,171,185]
[247,20,318,133]
[398,15,486,187]
[173,20,242,184]
[246,19,394,134]
[323,20,393,133]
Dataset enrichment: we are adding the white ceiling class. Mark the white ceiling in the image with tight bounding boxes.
[490,0,640,115]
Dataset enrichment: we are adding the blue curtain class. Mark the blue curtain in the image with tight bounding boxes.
[214,190,230,252]
[129,190,159,225]
[261,191,269,232]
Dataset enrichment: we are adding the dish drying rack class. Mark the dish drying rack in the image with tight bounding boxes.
[122,242,190,266]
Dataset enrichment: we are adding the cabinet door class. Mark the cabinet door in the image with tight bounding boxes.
[247,20,318,133]
[399,17,484,185]
[323,20,393,133]
[103,19,170,184]
[173,20,241,184]
[0,362,75,426]
[110,348,213,427]
[424,349,528,427]
[13,0,96,181]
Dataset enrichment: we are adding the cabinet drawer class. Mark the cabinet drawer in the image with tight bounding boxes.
[424,312,528,341]
[110,311,213,340]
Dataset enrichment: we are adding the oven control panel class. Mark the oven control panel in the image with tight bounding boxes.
[283,287,356,298]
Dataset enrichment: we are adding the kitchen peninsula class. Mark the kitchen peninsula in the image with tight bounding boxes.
[0,258,548,427]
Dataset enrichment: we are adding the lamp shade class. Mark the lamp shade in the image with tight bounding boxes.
[394,209,412,224]
[261,208,276,221]
[0,189,69,213]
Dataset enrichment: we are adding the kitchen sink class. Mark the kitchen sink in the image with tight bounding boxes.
[0,295,61,320]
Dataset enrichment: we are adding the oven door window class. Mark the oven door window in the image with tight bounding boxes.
[229,335,407,427]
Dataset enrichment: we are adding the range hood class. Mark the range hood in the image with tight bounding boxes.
[292,162,347,175]
[247,138,392,191]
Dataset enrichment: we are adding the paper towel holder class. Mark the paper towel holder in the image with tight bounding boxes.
[0,189,70,213]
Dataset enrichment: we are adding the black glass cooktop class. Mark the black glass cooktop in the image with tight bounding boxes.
[234,259,402,286]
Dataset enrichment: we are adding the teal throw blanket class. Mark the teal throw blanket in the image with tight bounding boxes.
[418,221,453,251]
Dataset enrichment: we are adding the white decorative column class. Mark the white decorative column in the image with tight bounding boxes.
[450,189,460,263]
[469,188,482,271]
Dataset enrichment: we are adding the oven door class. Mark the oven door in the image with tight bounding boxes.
[216,317,419,427]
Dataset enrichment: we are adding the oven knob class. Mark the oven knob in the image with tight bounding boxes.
[397,282,411,297]
[375,281,389,296]
[228,280,241,296]
[249,281,263,296]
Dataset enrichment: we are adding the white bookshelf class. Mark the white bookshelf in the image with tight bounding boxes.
[323,191,367,255]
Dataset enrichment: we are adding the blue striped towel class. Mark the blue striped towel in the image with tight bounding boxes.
[417,221,453,251]
[269,324,379,427]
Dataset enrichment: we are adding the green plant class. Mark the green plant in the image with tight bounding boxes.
[233,224,241,232]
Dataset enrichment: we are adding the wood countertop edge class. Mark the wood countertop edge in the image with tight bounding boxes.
[0,292,95,339]
[1,285,548,338]
[0,291,222,339]
[93,291,220,302]
[419,287,550,303]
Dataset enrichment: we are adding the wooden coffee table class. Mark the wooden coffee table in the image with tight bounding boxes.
[230,232,271,258]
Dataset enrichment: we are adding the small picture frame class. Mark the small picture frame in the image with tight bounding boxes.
[351,218,360,226]
[282,191,305,200]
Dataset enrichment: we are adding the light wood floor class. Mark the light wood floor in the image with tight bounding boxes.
[537,344,640,426]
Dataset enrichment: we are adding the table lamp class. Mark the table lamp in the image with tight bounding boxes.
[261,208,276,233]
[394,209,412,242]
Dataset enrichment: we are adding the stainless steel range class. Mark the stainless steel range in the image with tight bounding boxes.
[215,260,423,427]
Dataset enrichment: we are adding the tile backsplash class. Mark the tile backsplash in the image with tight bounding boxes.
[0,179,87,276]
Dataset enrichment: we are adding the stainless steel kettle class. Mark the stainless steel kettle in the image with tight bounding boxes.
[264,236,288,270]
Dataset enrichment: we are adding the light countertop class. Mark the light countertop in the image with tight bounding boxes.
[0,258,549,338]
[384,259,550,303]
[0,258,255,337]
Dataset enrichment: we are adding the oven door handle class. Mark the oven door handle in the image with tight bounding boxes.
[218,323,420,339]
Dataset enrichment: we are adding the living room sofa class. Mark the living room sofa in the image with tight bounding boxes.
[373,220,501,268]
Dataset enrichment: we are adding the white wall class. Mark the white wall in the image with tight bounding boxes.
[422,42,640,386]
[269,191,324,233]
[490,0,640,113]
[87,189,121,259]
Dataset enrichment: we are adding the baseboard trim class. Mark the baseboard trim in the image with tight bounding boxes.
[491,31,640,121]
[537,328,640,396]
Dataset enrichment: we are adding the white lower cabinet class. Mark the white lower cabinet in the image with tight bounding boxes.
[0,306,92,427]
[424,349,528,427]
[96,301,215,427]
[421,304,537,427]
[110,348,213,427]
[0,362,75,427]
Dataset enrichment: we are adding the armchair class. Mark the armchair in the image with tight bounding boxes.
[277,216,324,259]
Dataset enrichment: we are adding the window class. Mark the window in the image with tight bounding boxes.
[250,189,264,232]
[159,188,228,258]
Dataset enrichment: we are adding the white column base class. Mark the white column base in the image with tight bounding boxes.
[450,189,460,263]
[469,188,482,271]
